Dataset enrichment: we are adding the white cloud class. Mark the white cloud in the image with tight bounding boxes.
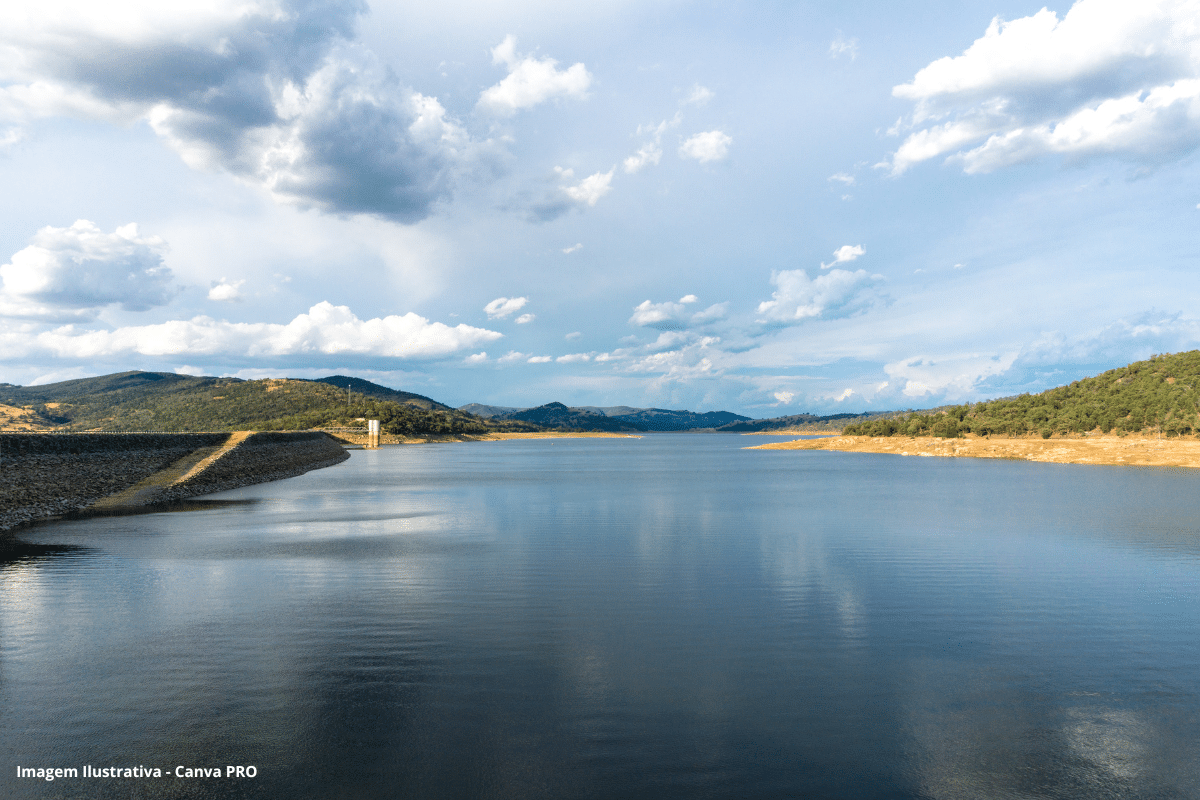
[207,278,245,302]
[565,331,582,340]
[773,390,795,405]
[1,302,501,362]
[477,35,591,116]
[629,296,729,330]
[484,296,528,319]
[756,268,882,323]
[562,168,614,206]
[828,172,856,186]
[829,33,859,61]
[562,243,583,254]
[0,3,485,223]
[690,302,729,324]
[527,355,553,363]
[685,85,714,106]
[885,352,1019,398]
[623,142,663,173]
[679,130,732,163]
[0,220,173,319]
[624,115,681,174]
[630,299,690,330]
[821,244,865,269]
[556,353,591,363]
[498,350,527,363]
[515,313,535,324]
[888,0,1200,174]
[464,351,488,364]
[834,388,854,401]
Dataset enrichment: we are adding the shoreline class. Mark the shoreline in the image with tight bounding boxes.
[747,434,1200,468]
[328,430,641,446]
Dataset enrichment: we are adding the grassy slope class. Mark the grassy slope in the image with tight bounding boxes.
[0,372,488,435]
[843,350,1200,438]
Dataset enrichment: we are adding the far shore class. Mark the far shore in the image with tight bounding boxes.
[748,433,1200,469]
[328,430,641,446]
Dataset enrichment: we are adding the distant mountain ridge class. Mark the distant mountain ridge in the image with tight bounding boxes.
[463,402,751,431]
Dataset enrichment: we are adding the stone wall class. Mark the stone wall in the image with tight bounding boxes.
[0,432,349,533]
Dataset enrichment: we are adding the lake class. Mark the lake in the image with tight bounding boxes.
[2,434,1199,798]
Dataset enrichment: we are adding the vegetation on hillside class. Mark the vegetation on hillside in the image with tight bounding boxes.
[0,372,490,435]
[842,351,1200,438]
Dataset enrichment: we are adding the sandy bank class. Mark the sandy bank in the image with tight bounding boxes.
[748,434,1200,468]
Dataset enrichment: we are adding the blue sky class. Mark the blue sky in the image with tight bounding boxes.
[2,0,1199,416]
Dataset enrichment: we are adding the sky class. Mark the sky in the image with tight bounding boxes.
[1,0,1199,416]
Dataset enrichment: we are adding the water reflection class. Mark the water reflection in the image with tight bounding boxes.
[1,436,1199,799]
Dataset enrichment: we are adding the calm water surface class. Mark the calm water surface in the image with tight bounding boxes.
[2,434,1200,798]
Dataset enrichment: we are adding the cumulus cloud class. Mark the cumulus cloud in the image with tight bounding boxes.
[629,299,691,330]
[679,130,732,163]
[887,0,1200,174]
[629,296,728,330]
[565,331,582,340]
[562,167,614,206]
[0,2,484,222]
[773,390,795,405]
[527,355,552,363]
[623,142,663,173]
[484,296,528,319]
[524,166,614,221]
[556,352,591,363]
[464,351,488,364]
[0,220,173,319]
[515,313,535,324]
[821,244,865,269]
[477,35,591,116]
[208,278,245,302]
[756,268,881,324]
[1,301,501,362]
[828,172,856,186]
[562,243,583,254]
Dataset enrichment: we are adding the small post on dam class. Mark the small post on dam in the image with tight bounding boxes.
[367,419,380,449]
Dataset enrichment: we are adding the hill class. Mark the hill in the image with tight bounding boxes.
[716,411,894,433]
[842,351,1200,438]
[0,371,487,436]
[461,403,751,431]
[611,408,750,431]
[307,376,449,410]
[490,403,642,432]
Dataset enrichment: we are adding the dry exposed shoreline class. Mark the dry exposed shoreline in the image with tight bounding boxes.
[748,434,1200,468]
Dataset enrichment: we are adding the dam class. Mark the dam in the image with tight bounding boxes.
[0,431,349,533]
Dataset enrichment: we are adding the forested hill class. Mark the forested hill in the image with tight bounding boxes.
[0,371,487,435]
[306,375,449,410]
[843,351,1200,438]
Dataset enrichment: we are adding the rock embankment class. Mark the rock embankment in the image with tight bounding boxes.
[0,431,349,533]
[156,431,349,503]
